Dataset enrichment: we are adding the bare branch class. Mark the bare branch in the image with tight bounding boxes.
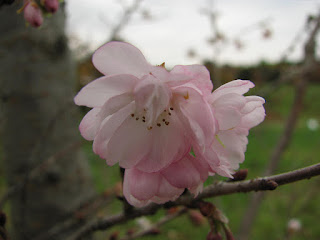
[120,207,188,240]
[66,163,320,240]
[109,0,144,40]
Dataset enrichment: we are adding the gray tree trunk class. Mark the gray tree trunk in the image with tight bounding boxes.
[0,2,95,239]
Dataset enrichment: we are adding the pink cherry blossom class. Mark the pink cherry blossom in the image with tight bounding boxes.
[123,153,209,207]
[44,0,59,13]
[23,1,43,28]
[75,41,216,173]
[74,41,265,207]
[197,80,266,178]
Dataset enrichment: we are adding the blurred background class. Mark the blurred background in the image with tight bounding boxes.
[0,0,320,239]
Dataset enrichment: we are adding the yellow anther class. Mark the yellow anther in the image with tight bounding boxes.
[159,62,166,68]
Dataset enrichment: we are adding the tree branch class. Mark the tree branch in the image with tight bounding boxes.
[66,163,320,240]
[120,207,188,240]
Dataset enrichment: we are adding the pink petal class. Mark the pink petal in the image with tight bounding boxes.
[240,106,266,129]
[98,93,133,120]
[188,184,203,196]
[212,93,246,109]
[135,112,190,173]
[125,168,160,201]
[74,74,138,108]
[24,2,43,28]
[213,130,248,169]
[148,66,191,87]
[174,86,216,149]
[210,80,255,103]
[162,154,207,189]
[93,102,135,164]
[105,113,152,168]
[92,41,152,77]
[44,0,59,13]
[215,107,242,131]
[241,96,265,114]
[134,74,171,125]
[155,177,184,200]
[79,108,102,141]
[123,170,151,207]
[171,65,213,95]
[212,93,246,130]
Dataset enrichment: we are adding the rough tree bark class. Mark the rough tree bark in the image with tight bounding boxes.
[0,2,95,239]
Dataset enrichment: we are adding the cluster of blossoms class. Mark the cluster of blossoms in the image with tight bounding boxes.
[74,42,265,207]
[19,0,59,28]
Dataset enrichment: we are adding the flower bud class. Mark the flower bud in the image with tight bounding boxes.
[188,210,206,226]
[198,201,215,217]
[207,230,222,240]
[24,1,43,28]
[44,0,59,13]
[230,169,248,181]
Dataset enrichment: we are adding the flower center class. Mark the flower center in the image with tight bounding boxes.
[130,107,175,130]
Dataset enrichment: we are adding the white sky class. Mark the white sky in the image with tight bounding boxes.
[66,0,320,67]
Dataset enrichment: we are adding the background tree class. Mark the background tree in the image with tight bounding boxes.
[0,2,95,239]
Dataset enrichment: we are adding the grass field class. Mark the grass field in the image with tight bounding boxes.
[85,83,320,240]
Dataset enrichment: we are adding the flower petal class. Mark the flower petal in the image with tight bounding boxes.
[162,154,207,189]
[210,80,255,103]
[79,108,101,141]
[134,74,171,125]
[171,65,213,95]
[174,86,216,149]
[123,170,151,207]
[93,102,135,164]
[212,129,249,174]
[135,112,190,173]
[240,105,266,129]
[92,41,152,77]
[106,114,153,168]
[98,93,133,120]
[155,177,184,200]
[215,107,242,130]
[125,168,160,201]
[74,74,139,107]
[211,93,246,130]
[241,96,265,114]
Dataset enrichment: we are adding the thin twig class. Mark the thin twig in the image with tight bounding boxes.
[33,190,115,240]
[120,207,188,240]
[66,163,320,240]
[109,0,144,40]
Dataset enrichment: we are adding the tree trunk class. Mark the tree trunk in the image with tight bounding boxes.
[0,2,95,239]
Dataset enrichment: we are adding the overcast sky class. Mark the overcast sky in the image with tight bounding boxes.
[66,0,320,67]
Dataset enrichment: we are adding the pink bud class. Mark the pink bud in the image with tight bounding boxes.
[24,1,43,28]
[207,231,222,240]
[44,0,59,13]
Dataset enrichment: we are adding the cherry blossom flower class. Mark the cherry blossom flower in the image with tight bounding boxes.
[23,1,43,28]
[123,153,209,207]
[44,0,59,13]
[197,80,266,178]
[74,41,265,207]
[74,41,216,173]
